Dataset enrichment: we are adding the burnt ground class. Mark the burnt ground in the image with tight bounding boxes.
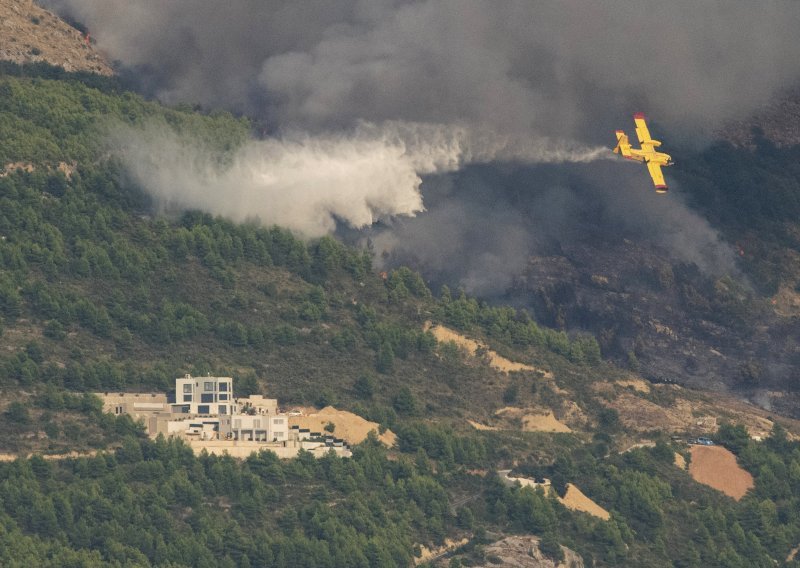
[505,236,800,417]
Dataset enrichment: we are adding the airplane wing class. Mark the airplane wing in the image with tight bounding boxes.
[634,113,653,148]
[646,161,667,191]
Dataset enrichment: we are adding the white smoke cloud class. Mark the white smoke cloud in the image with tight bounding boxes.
[113,120,609,237]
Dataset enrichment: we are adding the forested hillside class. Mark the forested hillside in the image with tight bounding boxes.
[3,64,800,567]
[0,66,607,445]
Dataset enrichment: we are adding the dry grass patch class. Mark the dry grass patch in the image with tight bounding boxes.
[615,377,651,393]
[604,388,789,440]
[522,412,572,433]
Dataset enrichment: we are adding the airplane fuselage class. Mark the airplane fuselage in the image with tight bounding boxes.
[623,149,672,166]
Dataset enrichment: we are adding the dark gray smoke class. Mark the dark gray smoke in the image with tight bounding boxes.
[46,0,800,139]
[365,161,739,295]
[45,0,800,293]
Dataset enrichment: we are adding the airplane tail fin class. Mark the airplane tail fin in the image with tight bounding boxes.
[613,131,632,156]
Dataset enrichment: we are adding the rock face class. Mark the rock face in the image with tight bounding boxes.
[0,0,112,75]
[471,536,583,568]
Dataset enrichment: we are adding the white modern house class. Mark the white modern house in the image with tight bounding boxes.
[97,374,348,458]
[173,375,233,415]
[99,374,290,443]
[218,413,288,442]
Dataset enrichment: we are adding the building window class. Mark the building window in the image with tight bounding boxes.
[219,382,229,392]
[200,393,214,403]
[183,395,192,402]
[273,418,284,424]
[183,384,192,393]
[198,405,210,414]
[204,381,215,391]
[219,405,227,414]
[218,393,228,401]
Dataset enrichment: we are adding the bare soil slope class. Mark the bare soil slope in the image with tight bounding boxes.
[559,483,610,521]
[689,445,754,500]
[425,322,544,374]
[289,406,396,447]
[0,0,112,74]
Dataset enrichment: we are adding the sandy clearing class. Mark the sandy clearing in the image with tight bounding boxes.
[559,483,610,520]
[289,406,396,447]
[494,406,572,433]
[674,452,686,469]
[468,420,498,431]
[425,322,547,375]
[522,412,572,433]
[689,445,753,500]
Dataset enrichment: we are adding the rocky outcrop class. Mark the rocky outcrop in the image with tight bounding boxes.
[471,536,583,568]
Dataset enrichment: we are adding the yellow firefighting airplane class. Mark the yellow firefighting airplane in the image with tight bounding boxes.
[613,113,673,193]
